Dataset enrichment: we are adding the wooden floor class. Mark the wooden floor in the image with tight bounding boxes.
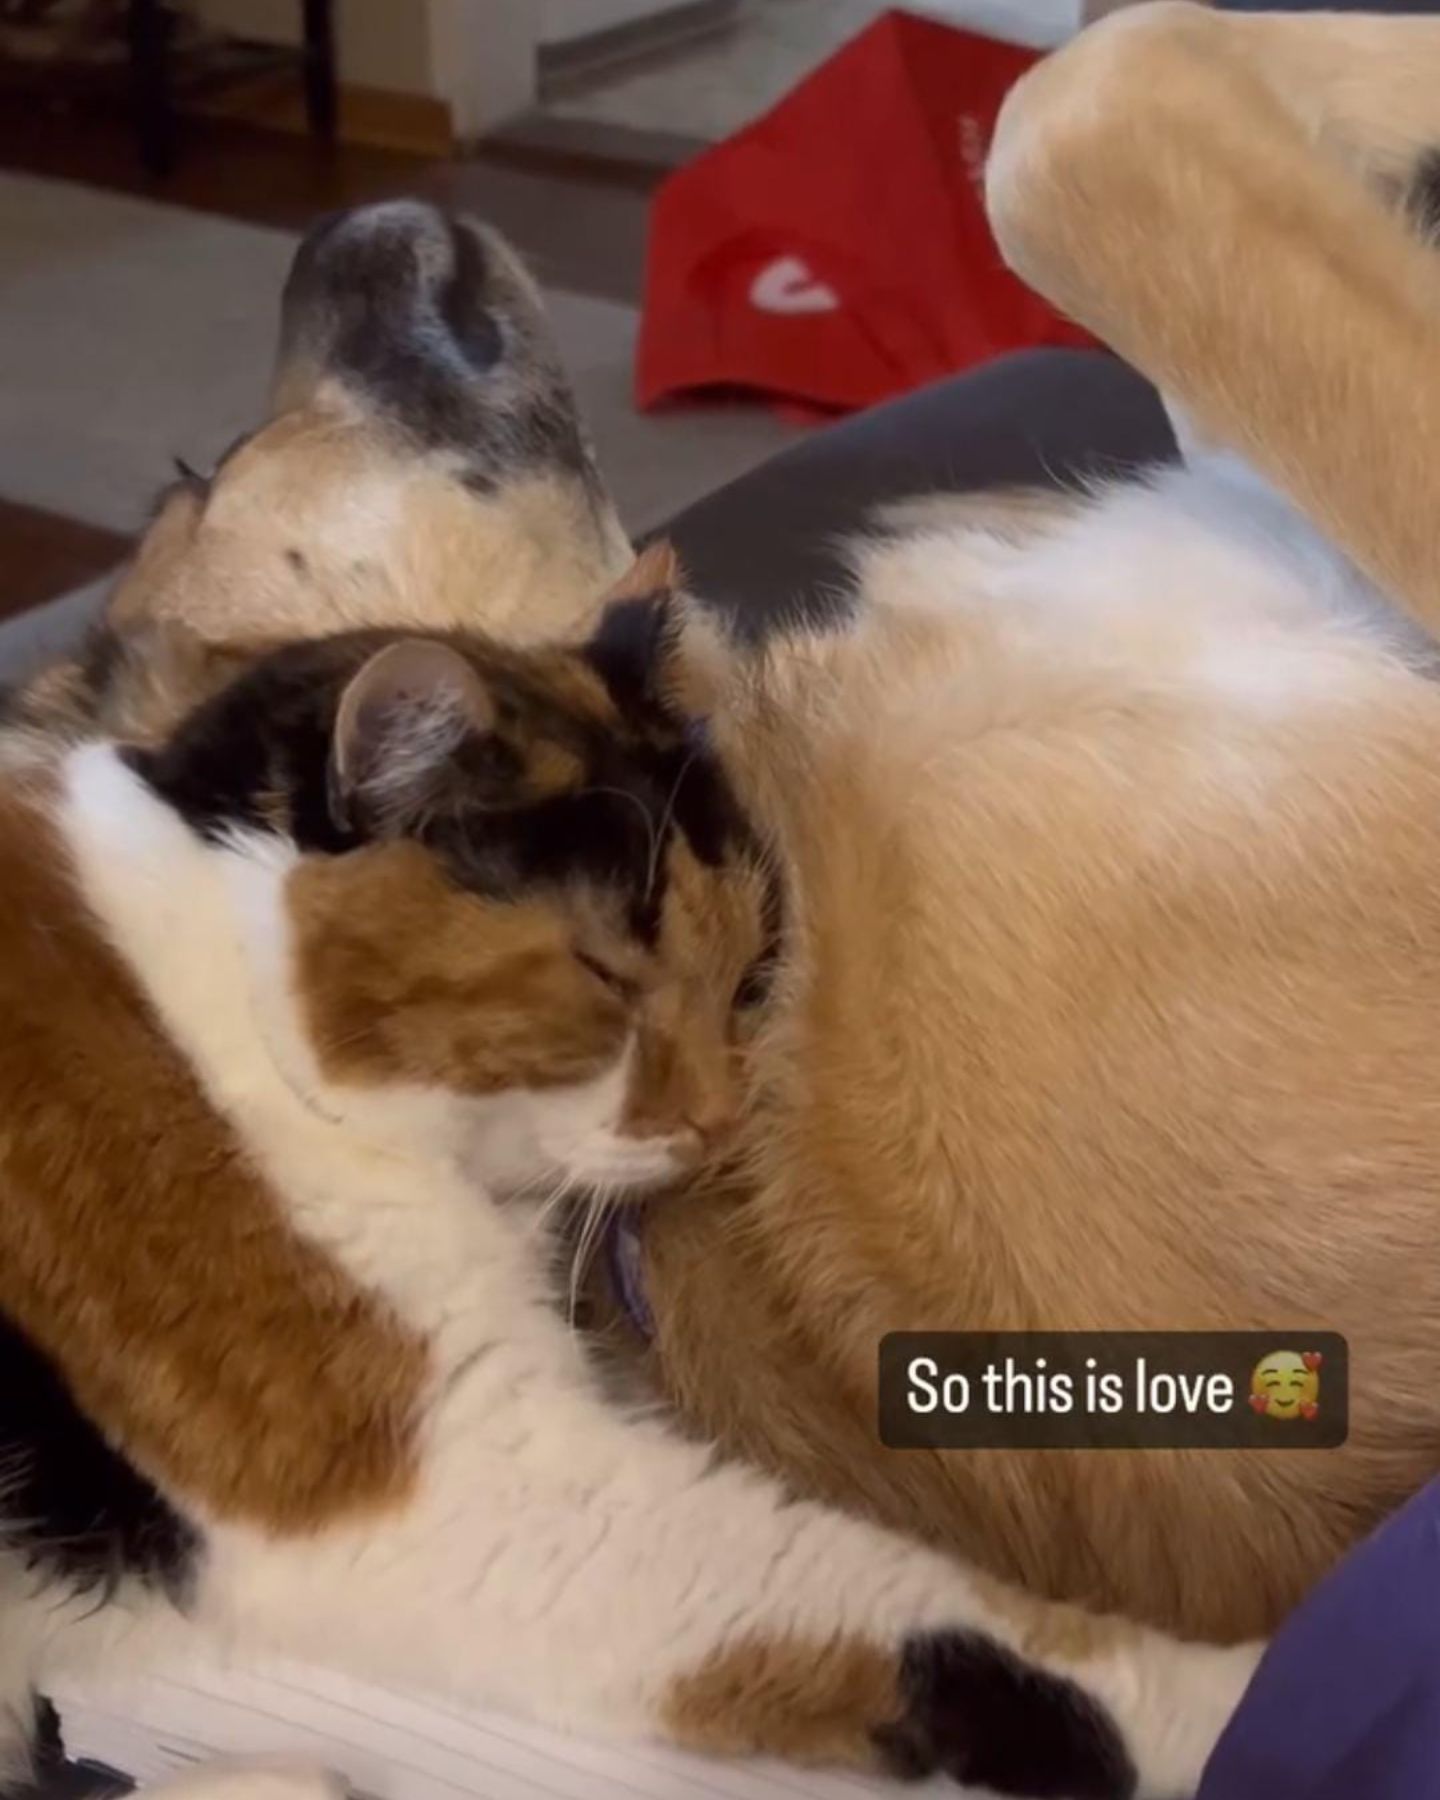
[0,498,129,622]
[0,100,656,624]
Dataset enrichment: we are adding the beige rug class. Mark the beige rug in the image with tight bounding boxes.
[0,171,798,541]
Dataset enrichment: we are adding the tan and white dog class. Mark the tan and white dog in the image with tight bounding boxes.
[0,186,1251,1800]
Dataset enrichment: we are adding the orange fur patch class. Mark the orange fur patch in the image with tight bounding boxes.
[662,1632,900,1767]
[289,816,764,1151]
[290,841,630,1094]
[639,589,1440,1641]
[0,784,428,1531]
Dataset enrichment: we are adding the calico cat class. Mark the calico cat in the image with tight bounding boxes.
[0,614,1251,1800]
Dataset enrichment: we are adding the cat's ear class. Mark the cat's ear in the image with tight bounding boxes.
[598,539,682,607]
[329,638,497,836]
[587,540,737,720]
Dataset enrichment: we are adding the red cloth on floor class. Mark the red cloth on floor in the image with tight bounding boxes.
[637,9,1093,415]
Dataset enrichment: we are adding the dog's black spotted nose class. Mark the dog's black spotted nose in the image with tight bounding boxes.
[293,200,502,373]
[875,1632,1138,1799]
[277,201,594,493]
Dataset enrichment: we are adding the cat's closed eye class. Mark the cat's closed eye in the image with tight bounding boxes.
[574,950,638,1004]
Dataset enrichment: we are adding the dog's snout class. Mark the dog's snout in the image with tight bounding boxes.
[272,202,591,490]
[281,201,508,383]
[300,199,466,290]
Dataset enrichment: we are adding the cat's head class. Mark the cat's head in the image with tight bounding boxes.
[137,549,778,1200]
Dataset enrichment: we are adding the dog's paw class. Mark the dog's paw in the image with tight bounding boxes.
[873,1631,1137,1798]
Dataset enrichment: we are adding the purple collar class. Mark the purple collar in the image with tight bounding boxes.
[604,1208,655,1341]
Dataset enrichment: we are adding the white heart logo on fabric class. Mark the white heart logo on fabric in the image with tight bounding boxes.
[749,255,841,315]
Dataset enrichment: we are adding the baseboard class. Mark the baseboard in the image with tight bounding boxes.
[539,0,741,92]
[486,110,706,179]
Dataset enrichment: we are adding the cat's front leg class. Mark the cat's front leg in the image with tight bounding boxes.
[566,1448,1255,1799]
[203,1394,1255,1800]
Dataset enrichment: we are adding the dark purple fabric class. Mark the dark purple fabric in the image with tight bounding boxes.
[1199,1477,1440,1800]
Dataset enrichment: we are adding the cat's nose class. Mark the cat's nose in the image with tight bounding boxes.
[273,201,594,488]
[684,1088,739,1147]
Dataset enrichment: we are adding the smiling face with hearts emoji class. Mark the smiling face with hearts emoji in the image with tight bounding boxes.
[1250,1351,1322,1421]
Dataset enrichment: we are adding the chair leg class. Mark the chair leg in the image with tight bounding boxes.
[127,0,177,177]
[302,0,338,142]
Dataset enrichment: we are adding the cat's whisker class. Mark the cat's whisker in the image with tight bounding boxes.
[577,785,658,879]
[528,1171,581,1240]
[567,1183,618,1326]
[566,1191,602,1322]
[506,1162,562,1204]
[646,751,698,900]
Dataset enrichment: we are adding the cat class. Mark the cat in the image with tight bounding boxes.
[0,610,1252,1800]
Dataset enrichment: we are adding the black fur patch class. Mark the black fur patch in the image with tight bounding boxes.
[581,596,760,868]
[71,624,132,727]
[134,628,759,946]
[581,593,675,717]
[875,1632,1137,1799]
[1406,148,1440,245]
[125,633,367,856]
[0,1306,198,1602]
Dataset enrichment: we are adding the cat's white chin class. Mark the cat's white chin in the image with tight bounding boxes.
[468,1042,695,1201]
[549,1130,699,1196]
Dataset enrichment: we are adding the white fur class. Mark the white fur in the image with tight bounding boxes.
[119,1762,348,1800]
[834,453,1438,880]
[0,741,1259,1797]
[856,454,1422,669]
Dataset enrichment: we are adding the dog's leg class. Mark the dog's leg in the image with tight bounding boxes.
[986,4,1440,635]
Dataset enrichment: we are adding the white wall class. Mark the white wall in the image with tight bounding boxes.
[191,0,715,135]
[429,0,538,137]
[191,0,545,130]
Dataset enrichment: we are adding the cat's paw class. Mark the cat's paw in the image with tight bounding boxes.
[874,1631,1137,1799]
